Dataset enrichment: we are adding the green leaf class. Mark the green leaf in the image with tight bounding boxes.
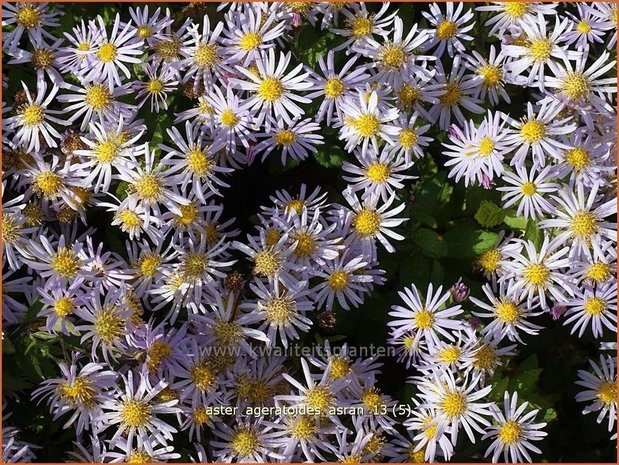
[474,200,506,227]
[503,213,528,230]
[443,223,498,259]
[524,219,544,248]
[412,228,448,258]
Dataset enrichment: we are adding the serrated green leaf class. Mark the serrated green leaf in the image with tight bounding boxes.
[503,213,528,230]
[474,200,506,227]
[524,219,544,249]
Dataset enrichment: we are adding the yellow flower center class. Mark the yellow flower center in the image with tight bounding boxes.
[204,222,220,244]
[521,181,537,196]
[94,306,125,342]
[528,39,553,62]
[324,78,345,98]
[328,270,349,291]
[381,45,407,69]
[21,104,45,126]
[292,231,316,257]
[478,248,501,272]
[133,174,163,201]
[186,148,213,177]
[193,406,210,426]
[495,301,520,324]
[584,297,606,316]
[191,362,215,391]
[367,163,390,183]
[520,120,546,143]
[232,427,261,456]
[264,228,281,247]
[147,341,172,372]
[118,209,141,229]
[214,319,242,346]
[403,334,415,350]
[137,25,152,38]
[441,391,467,418]
[362,388,384,412]
[138,253,161,278]
[598,380,617,405]
[275,129,297,147]
[31,48,55,69]
[523,263,549,286]
[1,214,21,244]
[286,199,305,215]
[586,262,611,283]
[182,252,209,279]
[60,377,96,407]
[570,211,597,239]
[127,450,152,464]
[147,78,164,94]
[328,356,351,379]
[478,64,502,86]
[438,345,461,364]
[253,250,281,276]
[34,171,63,198]
[440,82,461,106]
[355,113,381,137]
[498,420,522,444]
[194,43,220,67]
[240,32,261,51]
[306,386,334,413]
[577,19,592,34]
[157,387,179,403]
[478,136,495,156]
[97,42,117,62]
[505,2,528,17]
[154,38,181,61]
[415,309,434,329]
[398,84,419,108]
[54,296,74,318]
[85,84,112,111]
[436,20,457,40]
[220,109,238,127]
[51,247,80,278]
[77,42,90,51]
[96,141,120,164]
[351,17,373,38]
[353,209,381,237]
[16,6,41,27]
[265,296,295,325]
[562,73,590,101]
[565,147,590,170]
[399,128,418,149]
[258,77,284,101]
[408,445,426,463]
[175,203,198,226]
[121,400,151,427]
[474,344,497,370]
[290,416,317,440]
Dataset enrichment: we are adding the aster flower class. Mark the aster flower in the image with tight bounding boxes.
[84,14,143,89]
[575,354,617,432]
[497,164,560,220]
[254,117,324,165]
[100,369,180,453]
[5,81,67,153]
[134,62,179,112]
[563,281,617,338]
[245,279,314,348]
[483,391,548,463]
[339,89,400,153]
[232,49,312,129]
[476,2,558,38]
[305,51,371,126]
[422,2,475,58]
[388,283,465,350]
[2,2,62,50]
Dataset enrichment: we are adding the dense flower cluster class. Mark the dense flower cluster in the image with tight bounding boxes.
[1,2,617,463]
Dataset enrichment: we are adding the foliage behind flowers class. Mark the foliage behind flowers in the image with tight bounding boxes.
[1,1,617,463]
